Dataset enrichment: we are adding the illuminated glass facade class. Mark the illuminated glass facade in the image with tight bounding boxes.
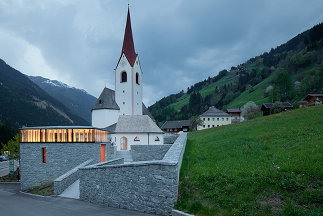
[20,127,108,143]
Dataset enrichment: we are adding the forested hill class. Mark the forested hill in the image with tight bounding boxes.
[148,22,323,125]
[0,59,89,129]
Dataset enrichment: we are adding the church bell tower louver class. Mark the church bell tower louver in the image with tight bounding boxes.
[115,7,143,116]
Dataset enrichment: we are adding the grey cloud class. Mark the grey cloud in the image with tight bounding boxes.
[0,0,322,106]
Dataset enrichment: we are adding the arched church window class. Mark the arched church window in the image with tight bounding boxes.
[134,136,140,141]
[155,136,160,141]
[136,73,140,85]
[121,71,127,83]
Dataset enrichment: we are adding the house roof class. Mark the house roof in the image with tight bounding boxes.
[92,87,120,111]
[116,7,138,67]
[20,126,102,130]
[114,115,163,133]
[227,108,241,113]
[104,123,117,133]
[161,120,191,129]
[262,102,293,109]
[302,94,323,101]
[142,103,155,121]
[200,106,230,117]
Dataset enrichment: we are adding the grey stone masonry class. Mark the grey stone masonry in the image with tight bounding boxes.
[20,142,106,190]
[54,159,93,195]
[131,144,172,161]
[79,133,187,216]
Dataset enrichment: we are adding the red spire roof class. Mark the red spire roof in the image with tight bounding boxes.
[120,7,138,67]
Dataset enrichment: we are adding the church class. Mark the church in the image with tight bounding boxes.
[91,7,164,150]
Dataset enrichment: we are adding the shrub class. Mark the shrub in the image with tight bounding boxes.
[241,101,260,120]
[270,101,284,114]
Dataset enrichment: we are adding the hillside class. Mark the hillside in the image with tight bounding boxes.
[29,76,97,123]
[0,59,89,128]
[176,105,323,215]
[149,22,323,125]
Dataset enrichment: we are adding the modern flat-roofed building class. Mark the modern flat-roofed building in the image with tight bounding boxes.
[19,126,109,190]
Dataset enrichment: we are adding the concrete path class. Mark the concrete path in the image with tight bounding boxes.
[0,183,157,216]
[59,179,80,199]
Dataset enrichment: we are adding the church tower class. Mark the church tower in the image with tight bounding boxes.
[115,7,143,116]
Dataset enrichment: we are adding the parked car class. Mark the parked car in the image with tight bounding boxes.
[0,155,9,161]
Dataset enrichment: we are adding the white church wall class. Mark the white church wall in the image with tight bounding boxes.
[149,133,164,145]
[112,133,164,151]
[113,133,148,150]
[91,109,120,128]
[132,56,143,115]
[115,54,134,115]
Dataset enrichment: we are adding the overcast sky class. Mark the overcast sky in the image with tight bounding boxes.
[0,0,322,105]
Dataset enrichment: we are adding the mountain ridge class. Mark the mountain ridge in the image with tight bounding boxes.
[0,59,89,129]
[28,76,97,123]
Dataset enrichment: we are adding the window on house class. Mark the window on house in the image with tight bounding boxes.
[212,125,214,127]
[221,118,224,121]
[155,136,160,141]
[99,99,102,104]
[217,118,219,121]
[212,118,215,121]
[208,125,210,128]
[42,147,46,163]
[134,136,140,141]
[203,125,205,128]
[226,118,229,121]
[121,71,127,82]
[203,118,205,121]
[136,73,140,85]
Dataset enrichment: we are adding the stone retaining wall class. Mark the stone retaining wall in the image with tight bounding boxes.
[131,144,172,161]
[20,142,107,190]
[79,133,187,215]
[54,159,93,195]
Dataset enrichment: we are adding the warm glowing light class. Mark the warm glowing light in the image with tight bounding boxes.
[20,128,108,143]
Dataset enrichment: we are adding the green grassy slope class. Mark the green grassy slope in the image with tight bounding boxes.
[227,76,272,108]
[169,72,238,112]
[176,106,323,215]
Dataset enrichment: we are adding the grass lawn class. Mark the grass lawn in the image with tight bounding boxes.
[176,105,323,215]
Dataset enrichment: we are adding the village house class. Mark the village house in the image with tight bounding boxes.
[197,106,232,130]
[301,94,323,107]
[261,102,293,116]
[161,120,191,133]
[226,108,241,123]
